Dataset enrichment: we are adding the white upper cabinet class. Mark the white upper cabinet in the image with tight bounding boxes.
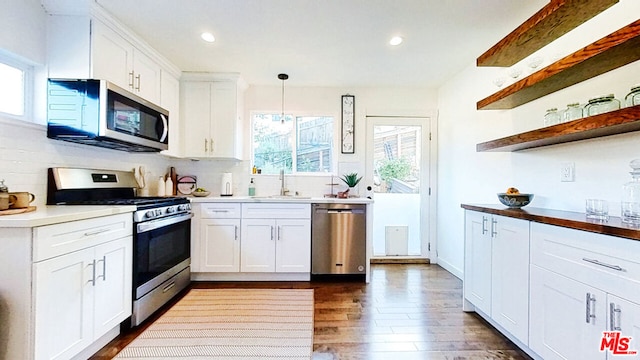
[46,5,179,108]
[180,73,247,160]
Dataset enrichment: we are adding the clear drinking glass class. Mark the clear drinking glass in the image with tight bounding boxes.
[585,199,609,221]
[622,159,640,225]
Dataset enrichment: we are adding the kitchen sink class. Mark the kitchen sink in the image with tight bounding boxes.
[251,195,312,199]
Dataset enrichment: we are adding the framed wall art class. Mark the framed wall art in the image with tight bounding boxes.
[341,94,355,154]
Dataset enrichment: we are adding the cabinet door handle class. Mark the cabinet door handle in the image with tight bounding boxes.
[234,225,238,240]
[610,302,622,331]
[135,74,141,91]
[210,138,214,153]
[277,226,281,240]
[128,71,134,88]
[585,292,596,323]
[582,257,625,272]
[88,259,96,286]
[84,228,110,237]
[204,138,208,152]
[491,218,498,238]
[481,216,488,235]
[96,255,107,281]
[270,226,274,240]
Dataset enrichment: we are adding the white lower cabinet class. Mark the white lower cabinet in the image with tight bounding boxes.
[241,218,311,273]
[200,218,241,272]
[464,210,530,345]
[0,213,132,360]
[193,202,311,277]
[33,237,131,360]
[530,222,640,359]
[530,265,607,360]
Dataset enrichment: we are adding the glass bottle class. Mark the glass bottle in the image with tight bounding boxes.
[621,159,640,226]
[543,108,560,127]
[625,85,640,107]
[584,94,620,116]
[562,103,583,122]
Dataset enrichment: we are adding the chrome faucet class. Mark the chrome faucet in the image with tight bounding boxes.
[279,169,289,196]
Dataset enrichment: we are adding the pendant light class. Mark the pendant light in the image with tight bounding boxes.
[278,73,288,124]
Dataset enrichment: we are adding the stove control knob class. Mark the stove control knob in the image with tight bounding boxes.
[156,209,163,216]
[167,206,176,213]
[146,210,156,218]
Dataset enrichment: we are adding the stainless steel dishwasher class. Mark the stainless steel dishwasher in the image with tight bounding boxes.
[311,203,366,277]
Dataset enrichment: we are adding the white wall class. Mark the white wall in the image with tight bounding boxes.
[436,0,640,278]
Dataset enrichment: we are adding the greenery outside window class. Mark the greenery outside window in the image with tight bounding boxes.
[252,113,334,175]
[0,53,32,120]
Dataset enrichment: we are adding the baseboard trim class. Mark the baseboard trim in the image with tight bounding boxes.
[370,258,430,264]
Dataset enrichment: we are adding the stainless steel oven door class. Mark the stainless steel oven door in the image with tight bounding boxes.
[134,212,192,299]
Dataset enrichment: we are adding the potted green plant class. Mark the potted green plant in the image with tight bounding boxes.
[340,172,362,187]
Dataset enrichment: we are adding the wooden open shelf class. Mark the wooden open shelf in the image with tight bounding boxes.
[477,105,640,152]
[477,0,618,67]
[477,19,640,110]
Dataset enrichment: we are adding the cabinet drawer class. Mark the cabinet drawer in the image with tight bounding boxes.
[531,222,640,303]
[199,203,241,218]
[33,213,132,262]
[241,203,311,219]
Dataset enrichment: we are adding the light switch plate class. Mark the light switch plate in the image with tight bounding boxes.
[560,162,575,182]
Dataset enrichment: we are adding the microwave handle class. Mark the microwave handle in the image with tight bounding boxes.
[159,113,168,143]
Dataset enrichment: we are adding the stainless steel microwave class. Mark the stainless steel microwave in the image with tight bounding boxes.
[47,79,169,152]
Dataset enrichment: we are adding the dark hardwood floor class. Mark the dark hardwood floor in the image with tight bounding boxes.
[91,264,531,359]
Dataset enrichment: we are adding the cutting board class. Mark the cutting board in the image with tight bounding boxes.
[0,206,36,216]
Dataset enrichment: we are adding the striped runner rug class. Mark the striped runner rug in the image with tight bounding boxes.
[115,288,314,360]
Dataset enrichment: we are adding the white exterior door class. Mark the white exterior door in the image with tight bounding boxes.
[365,116,431,258]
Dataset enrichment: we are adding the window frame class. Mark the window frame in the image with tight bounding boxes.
[0,51,34,122]
[250,110,337,175]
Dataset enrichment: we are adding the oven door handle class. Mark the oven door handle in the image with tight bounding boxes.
[137,213,193,233]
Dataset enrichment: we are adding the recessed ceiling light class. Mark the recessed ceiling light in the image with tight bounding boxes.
[201,32,215,43]
[389,36,403,46]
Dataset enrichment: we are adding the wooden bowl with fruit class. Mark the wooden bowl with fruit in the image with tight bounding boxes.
[497,187,533,208]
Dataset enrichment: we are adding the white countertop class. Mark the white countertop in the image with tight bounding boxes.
[0,205,137,228]
[188,196,374,204]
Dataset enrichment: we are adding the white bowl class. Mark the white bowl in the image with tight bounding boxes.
[192,191,210,197]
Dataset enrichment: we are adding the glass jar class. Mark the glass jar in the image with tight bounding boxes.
[622,159,640,226]
[543,108,560,127]
[625,85,640,107]
[562,103,583,122]
[0,179,9,210]
[584,94,620,116]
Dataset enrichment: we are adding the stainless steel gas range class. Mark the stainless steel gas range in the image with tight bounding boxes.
[47,167,192,327]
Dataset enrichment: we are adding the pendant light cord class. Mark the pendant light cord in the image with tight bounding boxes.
[278,73,288,124]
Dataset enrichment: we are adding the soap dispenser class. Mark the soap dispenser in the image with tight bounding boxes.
[248,178,256,196]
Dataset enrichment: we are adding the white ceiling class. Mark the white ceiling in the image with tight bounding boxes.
[95,0,549,88]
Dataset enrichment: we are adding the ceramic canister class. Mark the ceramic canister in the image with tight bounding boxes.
[221,173,233,196]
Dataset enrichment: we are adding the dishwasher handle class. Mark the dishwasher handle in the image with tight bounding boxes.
[315,208,365,215]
